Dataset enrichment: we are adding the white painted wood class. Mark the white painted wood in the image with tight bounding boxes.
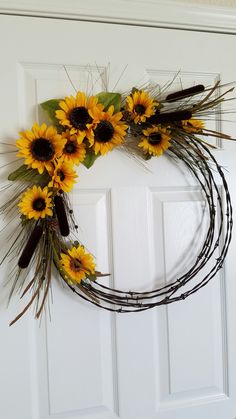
[1,0,236,34]
[0,14,236,419]
[179,0,236,5]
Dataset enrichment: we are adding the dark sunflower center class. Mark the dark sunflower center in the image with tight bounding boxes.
[31,138,55,161]
[94,121,115,143]
[148,133,162,145]
[69,107,92,130]
[71,258,82,272]
[64,141,77,154]
[58,170,65,181]
[134,104,146,115]
[32,198,46,211]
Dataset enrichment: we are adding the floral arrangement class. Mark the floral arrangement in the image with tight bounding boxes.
[0,79,234,325]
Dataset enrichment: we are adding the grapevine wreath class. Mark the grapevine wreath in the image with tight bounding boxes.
[0,78,234,325]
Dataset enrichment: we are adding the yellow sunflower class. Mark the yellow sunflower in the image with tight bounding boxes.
[18,186,53,220]
[61,131,86,165]
[88,105,128,155]
[182,119,205,133]
[126,90,157,124]
[16,123,66,174]
[48,160,77,192]
[55,91,103,143]
[138,126,171,156]
[60,245,96,284]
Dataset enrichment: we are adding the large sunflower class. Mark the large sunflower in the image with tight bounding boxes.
[55,91,103,143]
[18,186,53,220]
[138,126,171,156]
[88,105,128,155]
[182,118,205,133]
[60,245,96,284]
[48,160,77,192]
[126,90,157,124]
[61,131,86,165]
[16,123,65,174]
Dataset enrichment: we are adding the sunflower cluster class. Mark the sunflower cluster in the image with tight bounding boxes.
[124,89,204,157]
[16,123,78,195]
[16,92,130,220]
[55,91,128,155]
[125,90,170,156]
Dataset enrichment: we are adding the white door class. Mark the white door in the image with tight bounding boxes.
[0,15,236,419]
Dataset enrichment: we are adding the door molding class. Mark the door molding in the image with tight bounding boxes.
[0,0,236,34]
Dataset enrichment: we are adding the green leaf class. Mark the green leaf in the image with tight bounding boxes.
[8,164,50,184]
[96,92,121,113]
[87,274,97,282]
[82,152,100,169]
[40,99,63,131]
[8,165,29,181]
[144,154,152,161]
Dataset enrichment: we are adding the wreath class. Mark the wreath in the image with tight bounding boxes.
[0,78,234,325]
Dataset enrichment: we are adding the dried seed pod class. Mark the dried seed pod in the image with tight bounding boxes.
[54,195,70,237]
[18,225,43,269]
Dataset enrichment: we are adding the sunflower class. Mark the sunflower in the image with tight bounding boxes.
[48,160,77,192]
[126,90,157,124]
[60,245,96,284]
[55,91,103,143]
[88,105,128,155]
[18,186,53,220]
[61,131,86,165]
[16,123,66,174]
[138,126,171,156]
[182,118,205,133]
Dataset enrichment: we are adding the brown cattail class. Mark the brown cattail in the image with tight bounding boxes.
[18,225,43,269]
[152,110,192,124]
[166,85,205,102]
[54,195,70,237]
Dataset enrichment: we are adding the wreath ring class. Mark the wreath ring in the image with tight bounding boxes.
[0,79,234,324]
[66,137,233,313]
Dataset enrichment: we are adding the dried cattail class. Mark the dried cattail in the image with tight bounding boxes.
[54,195,70,237]
[153,110,192,123]
[18,225,43,269]
[166,84,205,102]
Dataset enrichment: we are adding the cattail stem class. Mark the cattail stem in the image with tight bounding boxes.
[166,85,205,102]
[18,225,43,269]
[54,195,70,237]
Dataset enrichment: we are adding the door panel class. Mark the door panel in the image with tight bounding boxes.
[0,15,235,419]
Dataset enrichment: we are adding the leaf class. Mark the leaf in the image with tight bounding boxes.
[86,274,97,282]
[8,165,27,181]
[96,92,121,113]
[144,154,152,161]
[82,152,100,169]
[86,272,110,283]
[8,165,50,184]
[40,99,63,131]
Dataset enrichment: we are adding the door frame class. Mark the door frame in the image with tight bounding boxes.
[0,0,236,34]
